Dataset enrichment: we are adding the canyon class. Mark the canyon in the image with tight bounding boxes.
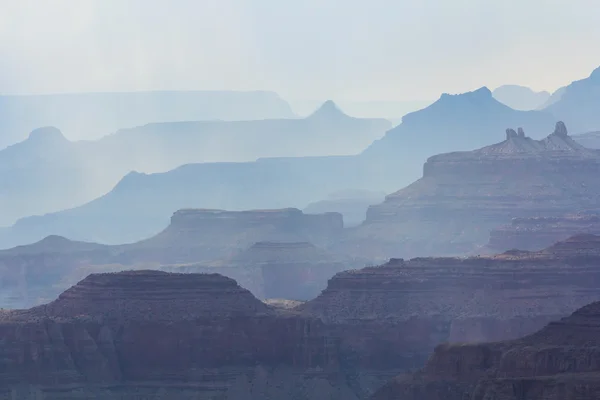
[4,234,600,399]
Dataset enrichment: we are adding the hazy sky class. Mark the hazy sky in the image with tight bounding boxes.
[1,0,599,101]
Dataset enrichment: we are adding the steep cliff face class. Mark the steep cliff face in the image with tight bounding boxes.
[343,122,600,259]
[0,271,367,400]
[372,300,600,400]
[486,213,600,253]
[300,235,600,383]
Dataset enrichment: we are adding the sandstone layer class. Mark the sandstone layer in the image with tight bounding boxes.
[342,122,600,260]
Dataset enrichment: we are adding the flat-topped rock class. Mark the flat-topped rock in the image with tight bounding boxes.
[125,208,344,264]
[17,270,272,322]
[0,270,409,400]
[372,299,600,400]
[345,122,600,259]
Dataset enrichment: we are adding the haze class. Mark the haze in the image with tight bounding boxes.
[2,0,600,102]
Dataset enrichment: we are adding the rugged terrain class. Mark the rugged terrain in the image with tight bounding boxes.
[4,235,600,398]
[300,233,600,383]
[0,271,400,400]
[342,122,600,259]
[372,298,600,400]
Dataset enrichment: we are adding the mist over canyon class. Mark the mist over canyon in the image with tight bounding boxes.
[3,3,600,399]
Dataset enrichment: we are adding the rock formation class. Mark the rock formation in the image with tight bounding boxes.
[372,299,600,400]
[300,234,600,381]
[486,212,600,253]
[342,122,600,260]
[0,271,395,399]
[2,86,556,248]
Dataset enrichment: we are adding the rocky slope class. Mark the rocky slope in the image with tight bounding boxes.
[0,271,400,399]
[299,234,600,379]
[485,212,600,253]
[342,122,600,259]
[372,299,600,400]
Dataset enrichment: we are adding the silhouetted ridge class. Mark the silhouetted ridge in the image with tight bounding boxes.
[308,100,348,120]
[26,126,68,143]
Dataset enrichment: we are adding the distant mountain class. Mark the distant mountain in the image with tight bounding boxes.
[291,99,432,121]
[0,103,390,226]
[492,85,550,110]
[362,86,556,180]
[0,87,557,247]
[94,100,391,172]
[544,66,600,132]
[303,189,386,227]
[0,90,296,149]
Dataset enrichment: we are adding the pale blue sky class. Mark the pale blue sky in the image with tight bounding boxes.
[1,0,599,101]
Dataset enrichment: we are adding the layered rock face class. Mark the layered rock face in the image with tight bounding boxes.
[486,212,600,253]
[299,235,600,381]
[345,122,600,259]
[0,271,361,399]
[161,241,360,300]
[124,208,344,264]
[372,300,600,400]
